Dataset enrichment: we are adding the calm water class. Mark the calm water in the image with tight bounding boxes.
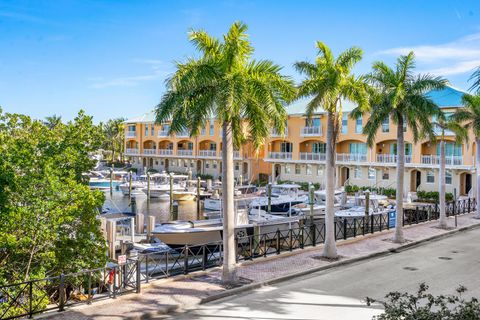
[101,188,203,222]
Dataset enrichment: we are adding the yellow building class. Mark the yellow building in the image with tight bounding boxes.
[125,86,476,195]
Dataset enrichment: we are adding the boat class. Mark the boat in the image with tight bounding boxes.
[291,189,345,216]
[172,190,196,201]
[248,184,308,215]
[151,209,301,248]
[335,194,394,218]
[141,174,188,198]
[204,185,259,211]
[119,174,148,196]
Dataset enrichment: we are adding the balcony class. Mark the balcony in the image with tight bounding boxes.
[176,130,190,138]
[157,130,169,137]
[300,152,326,161]
[177,149,193,156]
[268,152,292,160]
[376,154,412,164]
[143,148,156,155]
[125,148,139,155]
[300,126,322,137]
[126,131,136,138]
[158,149,173,156]
[199,150,217,157]
[270,128,288,137]
[421,155,463,166]
[336,153,367,163]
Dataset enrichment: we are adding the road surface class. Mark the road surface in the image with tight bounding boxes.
[171,227,480,320]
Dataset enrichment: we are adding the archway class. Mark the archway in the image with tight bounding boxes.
[340,166,350,186]
[410,170,421,192]
[196,160,202,175]
[460,172,472,196]
[274,164,281,180]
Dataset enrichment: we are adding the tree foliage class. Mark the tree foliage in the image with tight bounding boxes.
[0,110,107,284]
[102,118,125,162]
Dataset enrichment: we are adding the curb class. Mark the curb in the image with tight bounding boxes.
[200,221,480,304]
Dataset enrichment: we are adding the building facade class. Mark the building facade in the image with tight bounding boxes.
[125,86,476,195]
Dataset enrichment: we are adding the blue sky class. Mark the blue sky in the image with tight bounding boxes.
[1,0,480,122]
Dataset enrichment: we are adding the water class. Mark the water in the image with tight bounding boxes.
[100,188,203,222]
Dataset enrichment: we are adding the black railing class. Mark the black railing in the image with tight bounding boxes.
[1,197,476,319]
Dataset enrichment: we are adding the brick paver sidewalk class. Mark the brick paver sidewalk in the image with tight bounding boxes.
[44,214,480,320]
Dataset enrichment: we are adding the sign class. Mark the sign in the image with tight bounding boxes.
[388,211,396,228]
[117,255,127,265]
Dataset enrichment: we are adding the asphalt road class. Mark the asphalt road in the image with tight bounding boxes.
[172,227,480,320]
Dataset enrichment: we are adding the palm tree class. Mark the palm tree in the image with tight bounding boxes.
[103,118,125,162]
[44,115,62,129]
[352,52,447,243]
[294,42,369,258]
[433,114,467,228]
[469,67,480,93]
[155,22,294,283]
[451,93,480,218]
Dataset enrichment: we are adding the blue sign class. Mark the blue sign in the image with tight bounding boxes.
[388,211,396,228]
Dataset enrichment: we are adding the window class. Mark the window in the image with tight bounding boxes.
[168,142,173,150]
[235,163,239,171]
[403,121,407,132]
[446,170,452,184]
[209,120,214,135]
[209,143,216,151]
[285,165,291,174]
[151,123,154,136]
[354,166,362,179]
[163,124,170,133]
[349,142,367,154]
[436,143,462,157]
[155,160,158,165]
[213,161,217,169]
[341,114,348,134]
[295,164,301,174]
[355,116,362,133]
[427,170,435,183]
[145,124,149,136]
[128,125,136,132]
[306,117,321,127]
[306,164,312,175]
[205,161,210,169]
[317,165,324,176]
[312,142,326,153]
[390,143,412,155]
[188,142,194,150]
[382,170,389,180]
[368,167,376,180]
[382,118,389,133]
[201,124,206,135]
[280,142,293,153]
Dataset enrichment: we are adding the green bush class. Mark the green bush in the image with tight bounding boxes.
[197,173,214,180]
[127,167,138,173]
[416,190,454,202]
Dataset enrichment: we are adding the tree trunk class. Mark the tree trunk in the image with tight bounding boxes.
[438,136,447,228]
[394,118,405,243]
[221,120,237,284]
[476,137,480,218]
[322,111,337,258]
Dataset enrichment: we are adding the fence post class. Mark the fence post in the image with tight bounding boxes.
[468,198,471,213]
[300,227,304,249]
[276,229,280,254]
[379,213,383,231]
[343,218,347,240]
[112,267,117,299]
[311,224,316,246]
[353,218,357,237]
[370,214,374,234]
[203,244,207,270]
[362,217,365,236]
[415,207,419,224]
[136,259,141,293]
[249,235,253,260]
[289,229,293,251]
[184,245,189,275]
[59,273,65,311]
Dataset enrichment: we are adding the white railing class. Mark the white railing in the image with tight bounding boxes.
[126,131,136,138]
[270,128,288,137]
[336,153,367,163]
[300,126,322,137]
[158,149,173,156]
[376,154,412,163]
[421,155,463,166]
[177,149,193,156]
[199,150,217,157]
[157,131,169,137]
[143,148,156,155]
[300,152,326,161]
[176,131,190,138]
[234,151,241,159]
[125,148,139,155]
[268,152,293,160]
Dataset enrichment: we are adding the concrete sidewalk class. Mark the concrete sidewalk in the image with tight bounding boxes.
[44,214,480,320]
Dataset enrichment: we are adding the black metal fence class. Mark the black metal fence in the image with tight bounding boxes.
[1,197,476,319]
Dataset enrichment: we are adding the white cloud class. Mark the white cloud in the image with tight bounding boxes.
[377,33,480,76]
[89,59,170,88]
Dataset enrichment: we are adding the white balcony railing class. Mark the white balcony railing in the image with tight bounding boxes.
[126,131,136,138]
[270,128,288,137]
[268,152,293,160]
[176,131,190,138]
[300,126,322,137]
[143,148,156,155]
[421,155,463,166]
[157,131,169,137]
[177,149,193,156]
[199,150,217,157]
[300,152,326,161]
[376,154,412,163]
[125,148,139,155]
[158,149,173,156]
[336,153,367,163]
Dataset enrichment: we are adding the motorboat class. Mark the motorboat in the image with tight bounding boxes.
[119,174,148,196]
[151,209,301,248]
[335,194,394,218]
[204,185,259,211]
[172,190,196,201]
[290,189,345,217]
[141,174,188,198]
[248,184,308,215]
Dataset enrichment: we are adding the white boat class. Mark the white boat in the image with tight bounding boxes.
[141,173,188,198]
[204,185,259,211]
[335,194,393,218]
[119,174,148,196]
[172,190,196,201]
[248,184,308,215]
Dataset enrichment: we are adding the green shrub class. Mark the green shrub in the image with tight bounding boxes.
[197,173,213,180]
[127,167,138,173]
